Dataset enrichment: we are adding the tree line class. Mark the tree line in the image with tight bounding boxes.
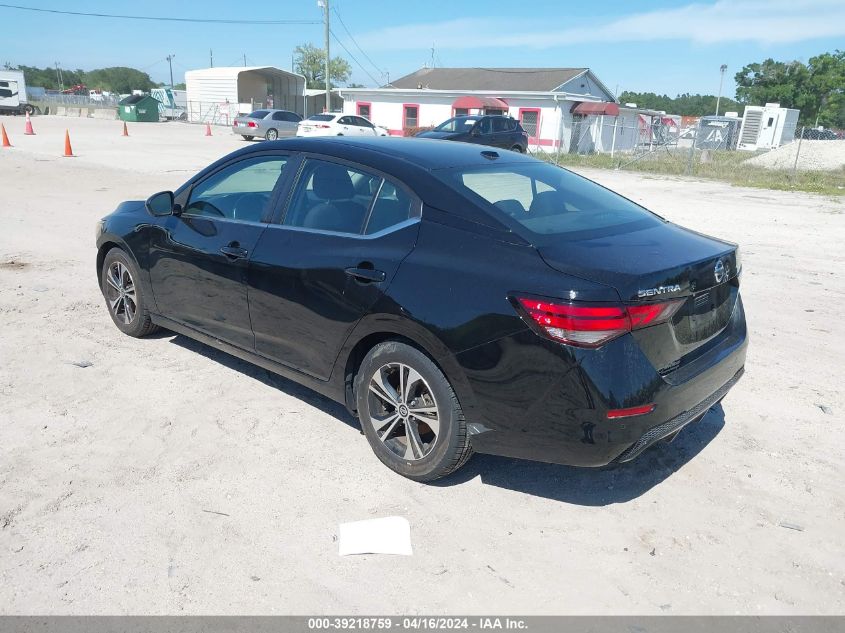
[617,91,742,117]
[7,47,843,127]
[5,64,158,94]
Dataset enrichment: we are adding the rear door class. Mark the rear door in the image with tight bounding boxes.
[337,115,358,136]
[353,116,379,136]
[247,156,421,380]
[148,153,292,349]
[271,111,299,137]
[490,117,512,149]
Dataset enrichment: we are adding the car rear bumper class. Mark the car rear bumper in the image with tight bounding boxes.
[458,295,748,467]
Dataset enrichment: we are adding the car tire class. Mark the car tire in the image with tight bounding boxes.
[242,135,254,141]
[100,248,159,338]
[356,341,473,481]
[23,104,34,115]
[265,128,278,141]
[511,145,524,153]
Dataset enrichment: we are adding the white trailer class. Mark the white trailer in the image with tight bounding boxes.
[737,103,800,151]
[0,69,33,115]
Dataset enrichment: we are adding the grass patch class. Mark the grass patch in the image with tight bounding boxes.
[535,149,845,196]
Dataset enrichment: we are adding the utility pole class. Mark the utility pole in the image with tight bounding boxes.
[715,64,727,116]
[210,49,213,68]
[166,54,175,89]
[243,53,247,67]
[318,0,330,112]
[55,62,63,91]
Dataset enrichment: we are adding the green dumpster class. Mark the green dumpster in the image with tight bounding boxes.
[118,94,160,122]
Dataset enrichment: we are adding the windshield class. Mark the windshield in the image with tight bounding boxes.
[439,162,662,240]
[248,110,270,119]
[307,114,335,122]
[434,116,480,133]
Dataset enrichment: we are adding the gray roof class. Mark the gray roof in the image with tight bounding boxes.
[388,67,588,91]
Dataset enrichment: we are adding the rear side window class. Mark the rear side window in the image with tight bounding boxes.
[284,159,379,234]
[440,162,661,240]
[492,118,507,133]
[365,182,413,235]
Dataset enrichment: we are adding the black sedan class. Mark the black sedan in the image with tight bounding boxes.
[96,137,747,481]
[416,115,529,152]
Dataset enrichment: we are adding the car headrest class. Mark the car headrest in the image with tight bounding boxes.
[312,164,354,200]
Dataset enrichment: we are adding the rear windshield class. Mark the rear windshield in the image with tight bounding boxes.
[439,162,662,240]
[248,110,270,118]
[307,114,335,121]
[434,116,479,132]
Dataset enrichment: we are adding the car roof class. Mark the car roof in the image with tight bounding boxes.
[236,136,537,170]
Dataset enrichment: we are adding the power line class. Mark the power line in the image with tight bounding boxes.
[331,6,385,83]
[329,29,381,87]
[0,3,320,24]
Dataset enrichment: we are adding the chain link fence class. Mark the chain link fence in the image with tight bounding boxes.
[544,114,845,194]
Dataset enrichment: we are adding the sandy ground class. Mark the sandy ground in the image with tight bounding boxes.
[1,116,844,615]
[743,138,845,172]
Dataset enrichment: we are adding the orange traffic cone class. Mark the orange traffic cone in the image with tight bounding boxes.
[63,129,74,157]
[1,124,11,148]
[122,121,129,137]
[24,111,35,135]
[205,123,212,137]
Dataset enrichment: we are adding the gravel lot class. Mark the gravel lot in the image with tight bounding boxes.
[1,116,844,615]
[743,139,845,172]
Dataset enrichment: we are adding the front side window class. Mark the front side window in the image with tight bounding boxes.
[434,116,479,133]
[438,162,661,240]
[355,116,374,128]
[475,118,492,135]
[184,156,287,222]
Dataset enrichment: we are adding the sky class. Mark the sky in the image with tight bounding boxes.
[2,0,844,98]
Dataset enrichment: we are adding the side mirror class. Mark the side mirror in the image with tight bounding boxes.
[145,191,175,216]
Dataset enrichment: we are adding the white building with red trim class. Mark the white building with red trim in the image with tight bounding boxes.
[337,67,653,153]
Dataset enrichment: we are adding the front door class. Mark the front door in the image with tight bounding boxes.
[148,153,291,349]
[248,157,420,380]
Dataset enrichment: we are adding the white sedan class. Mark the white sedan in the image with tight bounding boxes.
[296,113,389,137]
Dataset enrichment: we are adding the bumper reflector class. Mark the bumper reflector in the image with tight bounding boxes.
[607,404,657,419]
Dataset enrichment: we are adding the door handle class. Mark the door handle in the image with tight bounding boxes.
[220,245,248,260]
[345,266,386,283]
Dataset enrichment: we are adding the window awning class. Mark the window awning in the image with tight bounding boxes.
[572,101,620,116]
[452,96,509,110]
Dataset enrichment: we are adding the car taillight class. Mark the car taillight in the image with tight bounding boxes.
[513,296,683,348]
[247,121,258,128]
[315,124,331,128]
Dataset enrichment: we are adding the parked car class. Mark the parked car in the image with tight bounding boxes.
[232,109,303,141]
[416,115,529,152]
[95,137,746,481]
[297,113,388,137]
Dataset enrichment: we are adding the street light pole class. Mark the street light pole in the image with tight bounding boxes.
[318,0,330,112]
[166,54,175,89]
[715,64,727,116]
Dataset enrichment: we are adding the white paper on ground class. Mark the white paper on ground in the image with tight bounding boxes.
[338,516,413,556]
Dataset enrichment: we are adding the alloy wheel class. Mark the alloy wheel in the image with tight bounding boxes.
[104,261,137,325]
[367,362,440,461]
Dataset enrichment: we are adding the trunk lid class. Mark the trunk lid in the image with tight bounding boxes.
[538,222,740,374]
